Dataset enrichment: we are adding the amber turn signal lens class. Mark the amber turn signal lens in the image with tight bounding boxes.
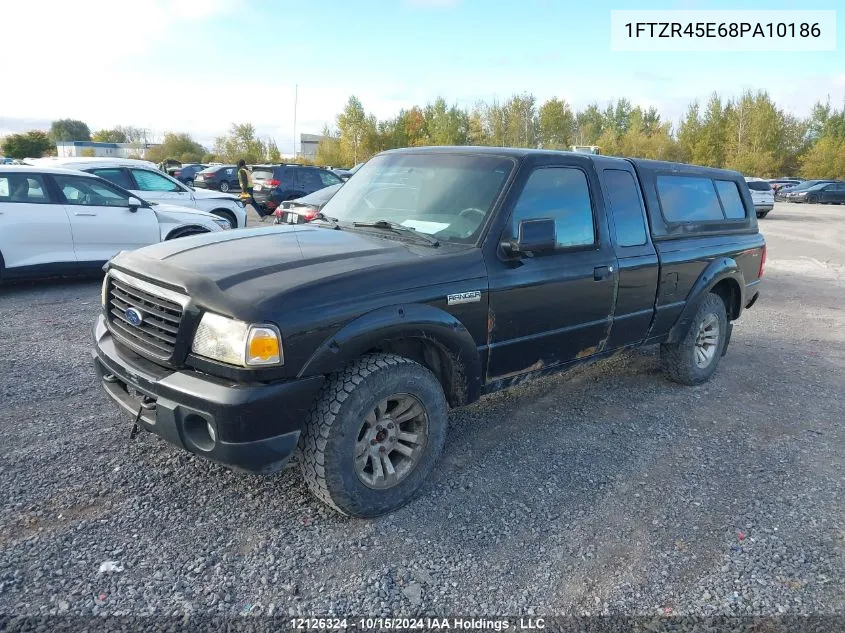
[246,327,282,366]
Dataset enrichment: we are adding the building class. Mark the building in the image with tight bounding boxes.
[56,141,160,159]
[299,133,327,161]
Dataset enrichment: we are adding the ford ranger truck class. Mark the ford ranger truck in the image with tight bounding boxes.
[92,147,766,518]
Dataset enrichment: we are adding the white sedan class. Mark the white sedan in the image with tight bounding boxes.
[0,166,229,281]
[24,157,248,229]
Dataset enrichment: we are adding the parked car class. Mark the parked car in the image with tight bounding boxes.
[783,181,845,204]
[0,166,228,281]
[250,164,344,213]
[93,146,765,518]
[767,178,802,194]
[25,158,247,229]
[744,177,775,218]
[273,183,343,224]
[777,179,838,200]
[193,165,239,193]
[172,163,209,187]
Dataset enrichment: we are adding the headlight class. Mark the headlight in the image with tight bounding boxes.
[213,218,232,230]
[191,312,283,367]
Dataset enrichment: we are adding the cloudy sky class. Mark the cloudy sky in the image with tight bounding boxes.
[1,0,842,154]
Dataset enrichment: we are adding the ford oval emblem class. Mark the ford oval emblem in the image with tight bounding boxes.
[124,307,144,327]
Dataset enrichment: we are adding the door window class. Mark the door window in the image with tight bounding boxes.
[298,169,324,191]
[318,170,342,186]
[603,169,647,246]
[130,169,182,192]
[0,174,51,203]
[510,167,595,249]
[89,168,135,190]
[54,175,132,207]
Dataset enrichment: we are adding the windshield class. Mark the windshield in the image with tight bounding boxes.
[320,153,515,244]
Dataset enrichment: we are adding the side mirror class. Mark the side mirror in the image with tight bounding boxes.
[127,197,143,212]
[501,218,557,257]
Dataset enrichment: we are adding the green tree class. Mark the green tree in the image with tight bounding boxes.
[49,119,91,142]
[267,139,282,162]
[467,104,489,146]
[695,93,727,167]
[424,97,468,146]
[315,126,347,166]
[574,104,604,145]
[2,130,53,158]
[92,128,128,143]
[677,101,702,162]
[213,124,266,163]
[147,132,207,164]
[537,98,574,149]
[503,93,537,148]
[336,96,379,164]
[800,136,845,179]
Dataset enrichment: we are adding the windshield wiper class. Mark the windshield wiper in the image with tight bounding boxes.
[352,219,440,247]
[313,212,341,229]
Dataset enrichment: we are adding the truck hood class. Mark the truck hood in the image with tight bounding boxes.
[108,225,481,322]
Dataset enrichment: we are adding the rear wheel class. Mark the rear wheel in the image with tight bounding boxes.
[219,181,230,193]
[660,293,728,385]
[298,353,448,518]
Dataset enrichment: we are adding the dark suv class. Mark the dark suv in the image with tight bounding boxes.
[172,164,209,187]
[193,165,238,192]
[251,164,344,213]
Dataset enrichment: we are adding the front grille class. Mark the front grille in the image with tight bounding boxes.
[106,272,186,361]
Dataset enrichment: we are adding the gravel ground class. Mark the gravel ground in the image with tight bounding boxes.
[0,202,843,621]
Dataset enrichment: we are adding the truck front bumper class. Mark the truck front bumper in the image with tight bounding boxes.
[92,315,325,475]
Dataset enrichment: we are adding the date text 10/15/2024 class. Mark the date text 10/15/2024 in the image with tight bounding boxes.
[290,617,546,631]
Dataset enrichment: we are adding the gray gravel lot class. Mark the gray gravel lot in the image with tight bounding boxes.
[0,202,843,620]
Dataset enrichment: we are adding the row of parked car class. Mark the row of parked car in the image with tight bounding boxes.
[743,177,845,218]
[0,157,252,281]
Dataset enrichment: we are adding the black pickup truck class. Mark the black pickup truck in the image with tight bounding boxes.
[93,147,766,517]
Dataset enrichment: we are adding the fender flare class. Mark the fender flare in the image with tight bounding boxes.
[666,257,745,343]
[297,303,483,404]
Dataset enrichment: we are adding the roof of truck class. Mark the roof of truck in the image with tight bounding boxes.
[378,146,742,179]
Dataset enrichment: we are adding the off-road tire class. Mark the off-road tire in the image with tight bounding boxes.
[660,292,728,386]
[298,353,448,518]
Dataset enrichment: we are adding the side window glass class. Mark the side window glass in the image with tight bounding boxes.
[511,167,595,249]
[656,175,724,222]
[319,170,342,186]
[90,168,134,190]
[603,169,647,246]
[130,169,181,192]
[54,175,130,207]
[714,180,747,219]
[2,174,51,204]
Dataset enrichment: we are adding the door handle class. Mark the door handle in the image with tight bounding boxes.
[593,265,614,281]
[74,212,97,216]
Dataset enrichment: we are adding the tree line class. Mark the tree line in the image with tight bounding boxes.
[4,93,844,178]
[316,92,845,178]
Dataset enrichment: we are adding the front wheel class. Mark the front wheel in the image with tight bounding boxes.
[660,293,728,385]
[298,353,448,518]
[219,181,230,193]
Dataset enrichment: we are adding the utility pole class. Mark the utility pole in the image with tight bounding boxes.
[293,84,298,160]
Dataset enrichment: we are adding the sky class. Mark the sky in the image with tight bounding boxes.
[1,0,842,154]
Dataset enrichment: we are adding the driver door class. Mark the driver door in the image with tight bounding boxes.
[52,174,161,263]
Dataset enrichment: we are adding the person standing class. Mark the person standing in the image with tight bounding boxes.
[237,159,265,220]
